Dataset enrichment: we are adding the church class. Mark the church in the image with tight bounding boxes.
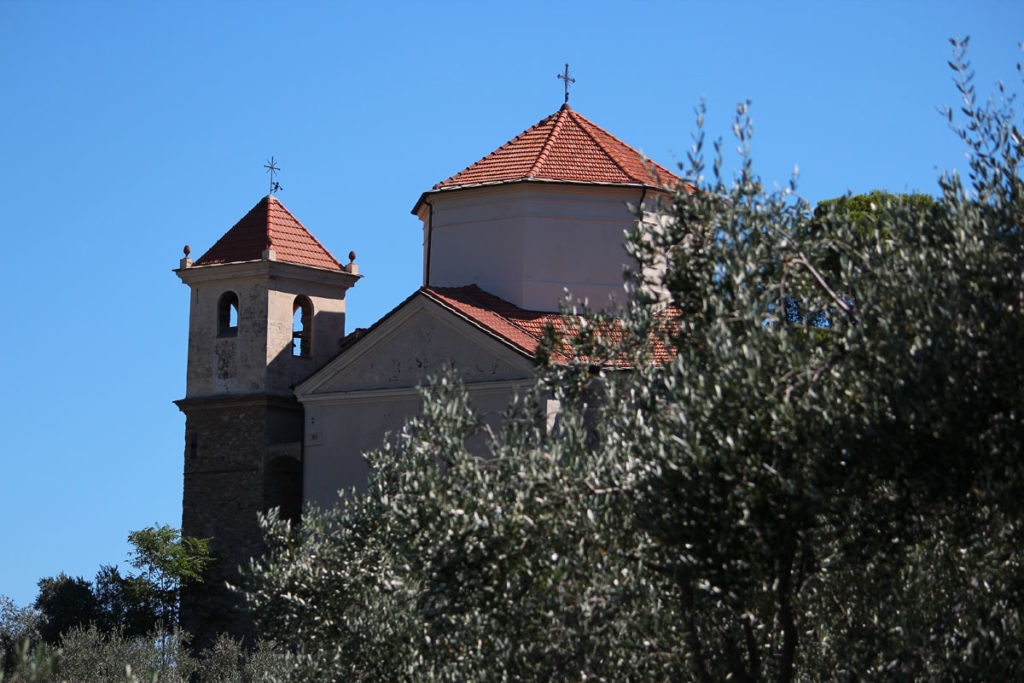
[174,100,682,639]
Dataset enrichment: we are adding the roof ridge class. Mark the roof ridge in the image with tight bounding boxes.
[420,287,521,351]
[460,286,551,343]
[195,195,343,270]
[267,196,343,269]
[263,196,274,251]
[527,106,567,178]
[416,286,683,366]
[416,107,684,210]
[433,110,558,190]
[424,285,567,360]
[568,109,634,182]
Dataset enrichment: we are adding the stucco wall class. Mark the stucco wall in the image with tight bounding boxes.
[317,301,532,392]
[302,384,526,506]
[421,183,653,312]
[177,260,358,398]
[297,296,536,506]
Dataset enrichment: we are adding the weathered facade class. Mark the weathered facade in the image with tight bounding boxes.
[175,103,682,642]
[296,288,543,504]
[175,197,359,645]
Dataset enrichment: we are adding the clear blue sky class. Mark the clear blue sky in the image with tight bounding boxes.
[0,1,1020,608]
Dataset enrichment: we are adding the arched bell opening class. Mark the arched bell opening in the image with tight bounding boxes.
[217,291,239,337]
[292,295,313,357]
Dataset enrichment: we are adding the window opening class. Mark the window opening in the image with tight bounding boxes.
[292,296,312,357]
[218,291,239,337]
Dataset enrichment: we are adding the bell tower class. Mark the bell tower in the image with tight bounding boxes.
[174,194,359,644]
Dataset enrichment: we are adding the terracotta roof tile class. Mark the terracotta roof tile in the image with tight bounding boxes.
[195,195,342,270]
[433,105,683,191]
[422,285,677,365]
[423,285,570,361]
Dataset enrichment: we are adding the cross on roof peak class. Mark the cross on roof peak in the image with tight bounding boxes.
[264,156,282,195]
[557,63,575,106]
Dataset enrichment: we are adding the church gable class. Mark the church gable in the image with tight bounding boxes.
[296,293,536,397]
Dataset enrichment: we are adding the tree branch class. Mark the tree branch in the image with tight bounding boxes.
[773,225,858,324]
[744,615,761,680]
[719,624,754,682]
[790,254,858,323]
[777,541,799,683]
[682,585,714,683]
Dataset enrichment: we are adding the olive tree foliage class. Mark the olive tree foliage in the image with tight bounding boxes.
[246,376,677,680]
[0,597,42,678]
[617,38,1023,681]
[246,39,1023,681]
[54,627,286,683]
[0,625,286,682]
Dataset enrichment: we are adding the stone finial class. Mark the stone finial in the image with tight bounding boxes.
[262,248,277,261]
[180,244,194,269]
[345,250,359,275]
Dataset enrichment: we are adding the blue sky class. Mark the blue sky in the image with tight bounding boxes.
[0,1,1020,608]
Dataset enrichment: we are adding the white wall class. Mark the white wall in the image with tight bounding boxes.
[296,296,537,506]
[419,183,655,312]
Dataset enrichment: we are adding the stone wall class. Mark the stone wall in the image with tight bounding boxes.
[177,394,302,649]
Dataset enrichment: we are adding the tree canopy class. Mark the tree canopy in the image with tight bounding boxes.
[1,524,211,672]
[244,39,1024,681]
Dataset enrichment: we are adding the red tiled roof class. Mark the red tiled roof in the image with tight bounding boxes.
[433,104,682,191]
[194,195,342,270]
[422,285,677,365]
[423,285,572,361]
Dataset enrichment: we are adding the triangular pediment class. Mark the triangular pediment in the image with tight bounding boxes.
[296,293,537,398]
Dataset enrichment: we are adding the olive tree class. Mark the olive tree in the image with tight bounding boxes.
[246,39,1023,681]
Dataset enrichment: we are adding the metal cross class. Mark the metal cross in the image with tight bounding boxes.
[557,63,575,105]
[264,156,282,194]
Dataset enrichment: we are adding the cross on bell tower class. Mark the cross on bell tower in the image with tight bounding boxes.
[264,156,282,194]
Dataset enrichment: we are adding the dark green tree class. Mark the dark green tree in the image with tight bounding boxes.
[33,575,97,645]
[27,525,211,651]
[93,565,160,637]
[813,190,938,230]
